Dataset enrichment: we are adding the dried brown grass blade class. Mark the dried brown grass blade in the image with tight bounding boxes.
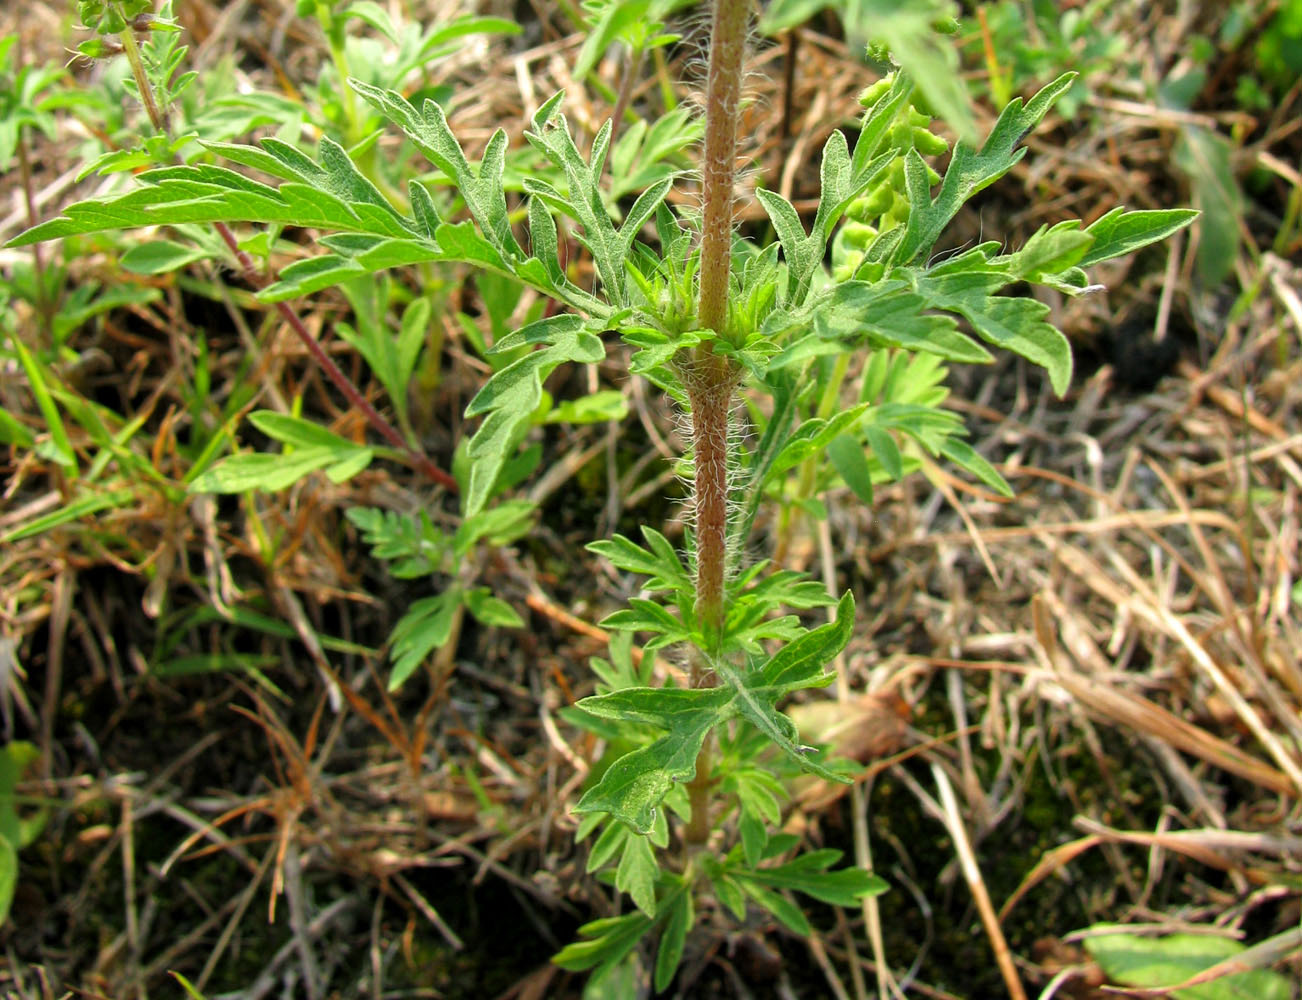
[1048,670,1293,796]
[998,834,1105,924]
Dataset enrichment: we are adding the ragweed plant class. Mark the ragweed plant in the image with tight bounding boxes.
[7,0,1195,989]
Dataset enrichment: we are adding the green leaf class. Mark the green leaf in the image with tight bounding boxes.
[1172,126,1238,286]
[524,112,628,303]
[759,0,831,33]
[190,411,375,493]
[733,769,785,827]
[896,73,1077,266]
[1078,207,1200,269]
[1083,927,1294,1000]
[615,829,657,917]
[586,819,628,873]
[9,336,74,470]
[864,425,902,480]
[862,4,977,145]
[341,1,400,43]
[553,910,654,977]
[462,588,524,629]
[169,972,208,1000]
[740,850,887,908]
[827,434,874,505]
[120,239,209,274]
[191,448,357,493]
[350,80,522,259]
[738,807,767,869]
[0,408,34,448]
[714,873,748,922]
[259,254,367,300]
[388,589,461,690]
[709,594,855,784]
[0,838,13,926]
[756,187,812,306]
[653,887,692,992]
[575,0,647,78]
[738,879,811,935]
[817,282,994,365]
[586,529,692,593]
[600,598,690,646]
[574,686,733,833]
[0,487,137,544]
[248,411,360,451]
[909,266,1073,395]
[0,742,44,850]
[544,390,628,424]
[325,447,375,483]
[768,406,871,479]
[6,141,416,248]
[751,591,854,697]
[1003,220,1093,281]
[939,437,1012,497]
[416,15,520,55]
[463,314,606,517]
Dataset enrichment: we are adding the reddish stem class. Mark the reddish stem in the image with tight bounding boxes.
[211,223,458,492]
[118,24,457,493]
[696,0,750,337]
[682,0,751,849]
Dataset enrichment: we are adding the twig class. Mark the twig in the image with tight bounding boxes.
[931,764,1026,1000]
[392,871,465,951]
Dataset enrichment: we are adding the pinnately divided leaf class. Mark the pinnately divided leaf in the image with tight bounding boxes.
[462,313,606,516]
[895,72,1078,267]
[575,686,733,833]
[8,151,416,247]
[574,594,856,832]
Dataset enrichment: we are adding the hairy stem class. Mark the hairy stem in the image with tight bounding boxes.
[682,0,751,849]
[687,365,735,648]
[118,25,170,136]
[697,0,750,337]
[691,0,750,644]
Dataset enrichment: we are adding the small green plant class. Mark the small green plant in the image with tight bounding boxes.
[959,0,1127,114]
[7,0,1195,989]
[1082,924,1297,1000]
[0,741,47,925]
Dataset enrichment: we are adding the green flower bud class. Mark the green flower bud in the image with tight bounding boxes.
[857,259,886,283]
[859,75,893,108]
[833,249,865,282]
[911,126,949,157]
[842,222,878,249]
[861,182,893,217]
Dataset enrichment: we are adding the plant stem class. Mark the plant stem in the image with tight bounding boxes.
[16,125,54,346]
[690,0,750,647]
[686,366,735,646]
[682,0,751,849]
[118,25,169,136]
[696,0,749,338]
